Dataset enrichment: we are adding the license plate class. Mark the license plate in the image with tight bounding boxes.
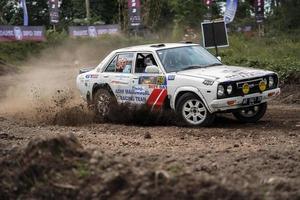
[242,96,262,105]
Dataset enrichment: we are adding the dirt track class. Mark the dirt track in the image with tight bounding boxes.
[0,43,299,198]
[0,103,299,199]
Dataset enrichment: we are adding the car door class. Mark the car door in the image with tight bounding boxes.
[131,52,168,109]
[102,52,136,104]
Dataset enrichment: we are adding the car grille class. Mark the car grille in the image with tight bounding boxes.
[217,74,278,99]
[236,78,263,96]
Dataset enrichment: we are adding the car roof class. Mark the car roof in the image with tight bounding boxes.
[114,43,199,53]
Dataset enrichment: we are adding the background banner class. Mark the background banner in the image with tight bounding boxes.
[0,26,46,42]
[224,0,238,24]
[128,0,141,27]
[68,25,119,37]
[255,0,264,23]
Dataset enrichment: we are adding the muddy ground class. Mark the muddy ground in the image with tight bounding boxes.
[0,96,299,199]
[0,44,299,199]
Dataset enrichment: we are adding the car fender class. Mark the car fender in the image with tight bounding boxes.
[172,86,212,113]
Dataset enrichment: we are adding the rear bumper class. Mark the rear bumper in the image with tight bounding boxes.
[209,88,280,112]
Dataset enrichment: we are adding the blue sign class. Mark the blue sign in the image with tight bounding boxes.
[224,0,238,24]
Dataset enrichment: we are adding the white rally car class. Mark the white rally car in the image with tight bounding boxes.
[76,43,280,126]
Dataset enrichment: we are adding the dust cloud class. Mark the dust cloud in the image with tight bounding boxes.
[0,37,177,126]
[0,38,119,125]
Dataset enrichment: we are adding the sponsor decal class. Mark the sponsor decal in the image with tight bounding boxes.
[148,85,167,89]
[157,76,166,85]
[203,79,214,86]
[85,74,99,79]
[168,75,176,80]
[139,76,166,85]
[115,87,150,96]
[139,76,157,85]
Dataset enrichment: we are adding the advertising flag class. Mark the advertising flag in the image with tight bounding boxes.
[224,0,238,24]
[49,0,60,24]
[255,0,264,23]
[20,0,29,26]
[128,0,141,27]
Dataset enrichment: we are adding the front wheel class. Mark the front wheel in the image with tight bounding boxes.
[176,93,215,127]
[233,103,267,123]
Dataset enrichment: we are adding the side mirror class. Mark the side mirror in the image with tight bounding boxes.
[217,56,222,61]
[145,65,160,74]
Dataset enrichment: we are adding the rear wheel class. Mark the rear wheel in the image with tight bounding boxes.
[176,93,215,126]
[93,89,116,120]
[233,103,267,123]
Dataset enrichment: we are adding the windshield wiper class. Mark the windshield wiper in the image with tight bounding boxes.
[181,65,203,71]
[203,63,223,67]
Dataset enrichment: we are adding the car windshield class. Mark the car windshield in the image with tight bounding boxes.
[156,45,222,73]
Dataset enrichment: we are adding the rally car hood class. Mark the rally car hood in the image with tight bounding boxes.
[176,65,273,82]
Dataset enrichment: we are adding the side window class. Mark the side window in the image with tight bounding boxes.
[105,53,134,73]
[105,56,118,72]
[135,53,157,73]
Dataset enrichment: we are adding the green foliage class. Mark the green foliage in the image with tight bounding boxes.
[220,34,300,84]
[0,30,67,65]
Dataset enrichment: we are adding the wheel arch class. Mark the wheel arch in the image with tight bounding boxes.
[173,87,212,113]
[92,83,115,101]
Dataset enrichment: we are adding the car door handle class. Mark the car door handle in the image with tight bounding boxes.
[103,75,109,78]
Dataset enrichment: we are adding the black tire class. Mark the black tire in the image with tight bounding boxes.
[176,92,215,127]
[93,89,116,121]
[233,102,267,123]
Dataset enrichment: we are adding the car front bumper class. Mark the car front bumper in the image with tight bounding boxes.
[209,88,281,112]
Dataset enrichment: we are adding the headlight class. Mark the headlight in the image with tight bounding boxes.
[217,85,225,97]
[269,76,274,88]
[226,85,233,94]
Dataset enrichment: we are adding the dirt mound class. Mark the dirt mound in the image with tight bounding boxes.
[274,84,300,104]
[0,134,254,200]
